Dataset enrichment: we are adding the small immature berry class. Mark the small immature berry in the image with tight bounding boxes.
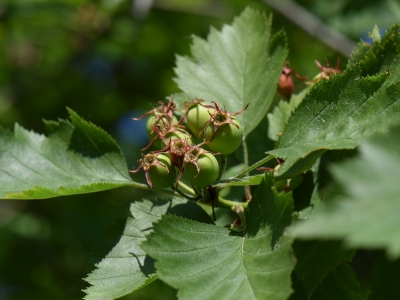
[130,153,176,188]
[274,179,287,192]
[187,104,214,137]
[289,175,303,190]
[148,154,176,188]
[185,153,219,188]
[203,116,243,155]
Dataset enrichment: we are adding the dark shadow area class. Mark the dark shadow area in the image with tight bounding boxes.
[68,124,121,158]
[317,148,359,198]
[130,252,156,277]
[292,170,314,212]
[167,201,214,224]
[244,176,292,248]
[88,218,127,266]
[277,149,326,180]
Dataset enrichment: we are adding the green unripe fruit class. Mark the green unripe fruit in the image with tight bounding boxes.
[146,115,178,136]
[187,105,214,137]
[185,153,219,188]
[274,179,287,192]
[289,175,303,191]
[203,116,243,155]
[148,154,176,188]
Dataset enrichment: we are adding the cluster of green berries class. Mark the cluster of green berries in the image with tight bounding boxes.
[131,98,248,189]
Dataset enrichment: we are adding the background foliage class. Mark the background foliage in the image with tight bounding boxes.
[1,0,399,299]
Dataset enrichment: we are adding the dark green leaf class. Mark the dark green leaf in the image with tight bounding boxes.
[291,125,400,258]
[369,255,400,300]
[268,66,400,179]
[0,109,141,199]
[84,198,212,300]
[346,25,379,67]
[308,263,365,300]
[142,174,296,300]
[173,8,288,136]
[294,240,356,296]
[350,24,400,85]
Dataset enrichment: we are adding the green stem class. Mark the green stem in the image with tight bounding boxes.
[217,197,248,209]
[234,155,275,179]
[242,136,250,171]
[178,181,197,196]
[241,137,252,200]
[217,155,227,181]
[200,196,248,210]
[175,187,202,200]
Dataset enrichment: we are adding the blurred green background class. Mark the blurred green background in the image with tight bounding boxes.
[0,0,398,299]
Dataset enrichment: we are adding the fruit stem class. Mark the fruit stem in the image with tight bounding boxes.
[216,197,248,209]
[241,137,252,201]
[175,187,202,200]
[234,155,275,179]
[177,181,197,196]
[217,155,228,181]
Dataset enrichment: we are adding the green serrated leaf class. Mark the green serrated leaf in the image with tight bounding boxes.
[346,39,371,67]
[268,65,400,179]
[348,24,400,84]
[84,198,213,300]
[173,7,288,136]
[0,109,141,199]
[291,124,400,258]
[293,240,356,297]
[142,173,296,300]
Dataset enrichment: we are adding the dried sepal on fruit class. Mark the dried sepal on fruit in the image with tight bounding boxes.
[198,101,248,140]
[133,99,188,150]
[307,58,342,85]
[132,99,176,123]
[130,153,176,188]
[162,135,194,168]
[155,137,219,188]
[194,102,248,155]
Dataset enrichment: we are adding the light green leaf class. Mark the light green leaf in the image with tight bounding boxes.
[239,115,275,166]
[267,88,310,142]
[84,198,213,300]
[268,66,400,179]
[291,125,400,258]
[0,109,145,199]
[173,7,288,136]
[368,25,381,44]
[142,174,296,300]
